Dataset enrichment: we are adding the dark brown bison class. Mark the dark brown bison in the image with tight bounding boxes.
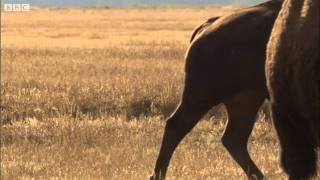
[266,0,319,179]
[150,0,283,179]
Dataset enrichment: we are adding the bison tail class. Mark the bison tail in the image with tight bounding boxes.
[190,16,219,43]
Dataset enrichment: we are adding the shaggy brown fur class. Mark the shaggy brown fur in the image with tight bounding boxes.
[266,0,319,179]
[150,1,283,179]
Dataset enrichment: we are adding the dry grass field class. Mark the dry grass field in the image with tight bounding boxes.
[1,6,315,179]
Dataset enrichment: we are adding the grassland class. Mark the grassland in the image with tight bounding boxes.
[1,6,316,179]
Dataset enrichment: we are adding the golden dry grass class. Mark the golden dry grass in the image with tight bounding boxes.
[1,117,285,179]
[1,6,316,179]
[1,6,238,123]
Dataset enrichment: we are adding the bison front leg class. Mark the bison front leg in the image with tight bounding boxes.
[150,99,214,180]
[222,91,265,179]
[271,105,317,180]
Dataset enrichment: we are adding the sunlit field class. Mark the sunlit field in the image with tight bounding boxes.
[1,6,313,179]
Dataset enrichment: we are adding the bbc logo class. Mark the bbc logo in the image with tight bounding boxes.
[3,3,31,12]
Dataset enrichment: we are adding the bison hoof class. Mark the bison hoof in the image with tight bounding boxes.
[149,174,164,180]
[149,175,157,180]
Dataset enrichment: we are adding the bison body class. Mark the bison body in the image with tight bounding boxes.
[266,0,319,178]
[151,0,283,179]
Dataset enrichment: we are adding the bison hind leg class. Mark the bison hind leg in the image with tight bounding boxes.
[222,91,266,179]
[151,94,220,179]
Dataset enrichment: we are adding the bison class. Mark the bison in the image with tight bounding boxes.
[266,0,319,179]
[150,0,283,179]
